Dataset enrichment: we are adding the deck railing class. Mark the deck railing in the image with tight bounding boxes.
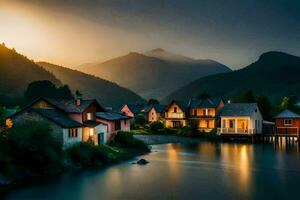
[217,128,256,134]
[165,113,185,119]
[276,127,299,135]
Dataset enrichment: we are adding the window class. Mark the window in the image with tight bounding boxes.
[68,128,78,138]
[174,107,177,113]
[229,120,234,128]
[284,119,293,126]
[87,112,93,120]
[194,110,197,116]
[115,120,121,130]
[202,110,206,116]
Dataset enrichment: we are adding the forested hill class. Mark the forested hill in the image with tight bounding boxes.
[38,62,144,109]
[0,44,61,101]
[165,51,300,103]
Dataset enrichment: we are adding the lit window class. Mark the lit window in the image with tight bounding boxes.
[68,128,78,138]
[87,113,93,120]
[284,119,292,126]
[89,128,94,136]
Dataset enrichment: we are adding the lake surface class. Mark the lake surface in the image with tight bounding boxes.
[3,141,300,200]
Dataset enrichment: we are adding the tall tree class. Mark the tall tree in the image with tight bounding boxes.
[147,98,159,105]
[256,96,272,119]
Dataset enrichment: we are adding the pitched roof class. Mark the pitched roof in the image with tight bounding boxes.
[165,100,188,113]
[125,103,145,114]
[220,103,259,117]
[141,104,167,114]
[189,98,222,108]
[97,111,131,121]
[273,109,300,119]
[44,98,105,113]
[83,120,103,127]
[31,108,82,128]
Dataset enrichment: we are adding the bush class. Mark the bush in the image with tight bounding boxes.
[176,126,196,137]
[149,121,164,132]
[0,120,63,178]
[65,143,114,167]
[109,132,149,152]
[207,128,221,141]
[134,114,147,126]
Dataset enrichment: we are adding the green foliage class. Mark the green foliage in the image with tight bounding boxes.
[109,132,149,152]
[257,96,272,119]
[0,120,63,178]
[207,128,221,141]
[149,121,164,131]
[65,143,114,167]
[134,114,147,126]
[24,80,73,103]
[0,106,5,125]
[277,96,300,114]
[176,126,197,137]
[147,98,159,105]
[233,90,255,103]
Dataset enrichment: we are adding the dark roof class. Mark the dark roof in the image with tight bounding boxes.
[165,100,188,113]
[189,98,222,108]
[273,109,300,119]
[31,108,82,128]
[220,103,259,117]
[97,111,131,121]
[125,103,145,114]
[141,104,167,114]
[83,120,103,127]
[44,98,105,113]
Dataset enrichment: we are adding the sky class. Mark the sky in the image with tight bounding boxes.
[0,0,299,69]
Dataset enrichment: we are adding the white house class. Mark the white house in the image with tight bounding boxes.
[218,103,263,135]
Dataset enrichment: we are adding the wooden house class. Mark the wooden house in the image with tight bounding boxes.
[188,98,224,132]
[9,96,130,147]
[141,104,166,122]
[273,109,300,135]
[164,101,187,128]
[218,103,263,135]
[120,103,145,117]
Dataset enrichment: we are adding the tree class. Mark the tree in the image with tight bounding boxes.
[256,96,272,119]
[147,98,159,105]
[134,114,147,126]
[241,90,255,103]
[278,96,299,112]
[24,80,73,102]
[197,92,209,99]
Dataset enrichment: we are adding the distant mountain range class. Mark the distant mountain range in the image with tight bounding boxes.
[0,44,143,108]
[165,51,300,103]
[38,62,144,109]
[77,48,231,99]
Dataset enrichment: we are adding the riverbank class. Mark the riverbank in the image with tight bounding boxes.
[0,132,150,192]
[133,134,204,145]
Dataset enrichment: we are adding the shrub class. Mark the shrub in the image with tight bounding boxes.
[65,143,114,167]
[0,120,63,178]
[134,114,147,126]
[149,121,164,132]
[207,128,221,141]
[109,132,149,152]
[176,126,196,137]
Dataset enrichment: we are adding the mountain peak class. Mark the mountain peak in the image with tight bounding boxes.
[259,51,296,62]
[148,48,166,53]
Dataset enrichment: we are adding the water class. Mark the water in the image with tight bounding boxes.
[3,141,300,200]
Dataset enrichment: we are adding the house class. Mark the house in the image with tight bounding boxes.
[273,109,300,135]
[141,104,166,122]
[120,103,145,117]
[218,103,263,135]
[9,97,110,147]
[188,98,224,132]
[164,100,188,128]
[96,111,131,141]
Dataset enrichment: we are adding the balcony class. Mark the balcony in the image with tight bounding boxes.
[217,128,256,135]
[165,113,185,119]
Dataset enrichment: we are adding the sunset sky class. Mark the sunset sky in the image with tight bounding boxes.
[0,0,299,68]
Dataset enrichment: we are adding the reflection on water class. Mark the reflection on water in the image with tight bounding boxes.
[3,141,300,200]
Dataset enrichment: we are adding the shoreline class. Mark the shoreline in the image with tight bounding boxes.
[133,134,204,145]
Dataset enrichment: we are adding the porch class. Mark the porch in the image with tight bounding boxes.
[218,117,256,134]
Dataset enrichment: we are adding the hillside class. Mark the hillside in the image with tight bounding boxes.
[77,49,231,99]
[0,44,61,100]
[165,51,300,103]
[38,62,144,109]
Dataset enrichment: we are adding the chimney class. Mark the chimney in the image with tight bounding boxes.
[75,90,82,106]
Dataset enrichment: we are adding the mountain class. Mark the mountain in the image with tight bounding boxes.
[0,44,61,101]
[165,51,300,103]
[77,49,231,99]
[38,62,144,109]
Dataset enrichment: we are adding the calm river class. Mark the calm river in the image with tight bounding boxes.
[3,141,300,200]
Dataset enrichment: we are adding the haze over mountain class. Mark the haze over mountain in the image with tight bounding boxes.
[38,62,144,109]
[165,51,300,103]
[77,48,231,99]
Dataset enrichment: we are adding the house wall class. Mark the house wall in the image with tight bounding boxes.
[165,102,185,119]
[251,107,263,133]
[11,111,64,145]
[190,108,216,117]
[148,107,159,122]
[69,113,83,123]
[82,103,98,121]
[95,124,108,144]
[121,105,135,117]
[121,119,131,131]
[165,119,187,128]
[63,128,82,147]
[275,118,300,134]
